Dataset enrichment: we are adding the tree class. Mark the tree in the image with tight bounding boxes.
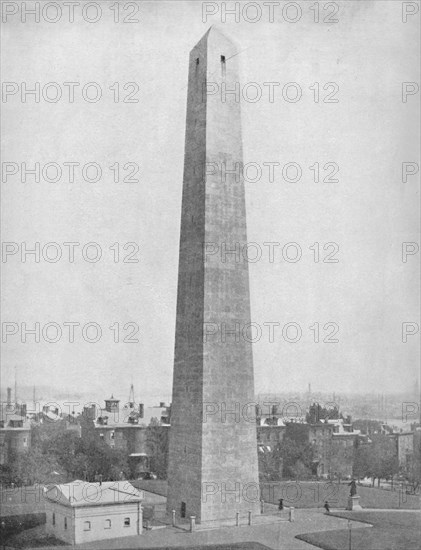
[407,432,421,490]
[149,417,160,427]
[353,442,371,480]
[6,448,61,485]
[145,426,168,479]
[278,424,314,479]
[290,460,312,480]
[1,414,131,486]
[353,436,399,486]
[371,436,399,485]
[31,418,70,451]
[258,446,282,482]
[330,439,357,479]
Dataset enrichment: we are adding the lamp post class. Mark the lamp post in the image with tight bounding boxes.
[1,520,6,550]
[348,519,352,550]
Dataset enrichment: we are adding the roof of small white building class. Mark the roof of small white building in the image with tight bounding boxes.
[44,480,143,507]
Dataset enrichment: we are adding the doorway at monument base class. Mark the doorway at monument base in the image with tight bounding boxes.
[347,495,363,510]
[166,479,262,525]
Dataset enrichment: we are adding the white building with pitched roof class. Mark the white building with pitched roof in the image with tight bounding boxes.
[44,480,143,544]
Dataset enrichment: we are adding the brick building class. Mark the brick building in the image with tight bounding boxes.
[309,423,334,477]
[0,400,31,465]
[310,419,360,479]
[389,428,421,477]
[83,396,170,477]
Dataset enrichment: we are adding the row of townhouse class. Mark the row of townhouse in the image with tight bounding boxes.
[387,428,421,477]
[83,395,171,477]
[257,415,361,479]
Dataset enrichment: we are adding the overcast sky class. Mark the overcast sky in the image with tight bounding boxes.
[2,1,419,405]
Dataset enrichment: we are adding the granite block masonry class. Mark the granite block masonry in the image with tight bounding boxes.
[167,27,261,524]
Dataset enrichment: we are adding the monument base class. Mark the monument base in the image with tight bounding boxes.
[347,495,362,511]
[173,512,283,532]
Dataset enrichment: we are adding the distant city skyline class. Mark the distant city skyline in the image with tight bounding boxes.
[1,380,419,405]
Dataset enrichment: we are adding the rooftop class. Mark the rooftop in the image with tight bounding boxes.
[44,480,143,507]
[0,404,31,429]
[94,403,170,428]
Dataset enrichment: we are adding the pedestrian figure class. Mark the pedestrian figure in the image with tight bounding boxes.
[324,501,330,514]
[278,498,284,511]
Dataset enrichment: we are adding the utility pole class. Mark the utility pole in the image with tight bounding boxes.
[14,366,17,406]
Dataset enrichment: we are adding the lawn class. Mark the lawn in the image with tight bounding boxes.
[260,481,420,510]
[7,525,272,549]
[128,480,421,511]
[5,525,67,548]
[2,481,419,519]
[296,510,421,550]
[1,484,46,516]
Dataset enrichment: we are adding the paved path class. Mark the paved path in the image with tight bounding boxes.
[33,509,372,550]
[354,507,421,514]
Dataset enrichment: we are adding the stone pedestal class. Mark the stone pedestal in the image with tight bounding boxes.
[347,495,362,510]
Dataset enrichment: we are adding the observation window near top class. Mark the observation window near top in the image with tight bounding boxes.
[221,55,226,77]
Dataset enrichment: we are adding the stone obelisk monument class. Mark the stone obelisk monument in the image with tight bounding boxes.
[167,27,260,525]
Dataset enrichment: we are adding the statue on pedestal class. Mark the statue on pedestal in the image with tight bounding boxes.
[347,479,362,510]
